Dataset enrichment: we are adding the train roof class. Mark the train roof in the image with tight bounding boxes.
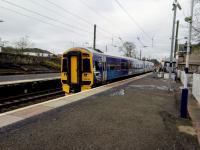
[85,47,154,65]
[85,47,142,61]
[67,47,154,65]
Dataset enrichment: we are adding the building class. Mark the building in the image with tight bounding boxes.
[22,48,54,57]
[177,43,200,73]
[1,47,55,57]
[161,58,177,73]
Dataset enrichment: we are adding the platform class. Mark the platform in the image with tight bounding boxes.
[0,73,60,85]
[0,73,199,149]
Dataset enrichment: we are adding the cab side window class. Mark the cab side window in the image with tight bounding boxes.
[95,61,100,71]
[62,58,68,72]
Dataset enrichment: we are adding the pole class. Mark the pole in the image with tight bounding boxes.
[180,0,194,118]
[176,44,180,71]
[140,49,142,60]
[184,0,194,89]
[93,24,96,50]
[169,1,177,90]
[174,20,179,58]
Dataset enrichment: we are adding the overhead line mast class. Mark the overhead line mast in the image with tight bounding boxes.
[169,0,181,90]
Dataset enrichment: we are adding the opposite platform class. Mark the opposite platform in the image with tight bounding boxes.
[0,73,60,85]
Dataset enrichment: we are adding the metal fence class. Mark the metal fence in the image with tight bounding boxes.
[192,73,200,103]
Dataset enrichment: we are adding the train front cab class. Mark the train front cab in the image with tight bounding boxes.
[61,48,93,94]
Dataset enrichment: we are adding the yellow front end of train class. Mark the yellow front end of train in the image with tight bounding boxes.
[61,48,94,94]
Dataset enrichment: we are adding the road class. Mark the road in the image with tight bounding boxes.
[0,75,198,150]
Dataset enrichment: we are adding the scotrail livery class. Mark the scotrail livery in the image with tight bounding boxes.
[61,47,154,94]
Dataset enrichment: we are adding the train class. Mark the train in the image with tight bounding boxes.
[61,47,154,94]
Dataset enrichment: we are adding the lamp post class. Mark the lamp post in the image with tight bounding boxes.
[169,0,181,90]
[180,0,195,118]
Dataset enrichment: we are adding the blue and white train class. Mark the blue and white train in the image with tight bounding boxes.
[61,47,154,93]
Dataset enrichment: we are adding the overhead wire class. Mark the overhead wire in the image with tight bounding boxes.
[30,0,122,45]
[28,0,93,34]
[0,6,86,37]
[77,0,121,34]
[78,0,112,24]
[2,0,148,50]
[29,0,62,16]
[45,0,115,37]
[1,0,93,34]
[114,0,152,40]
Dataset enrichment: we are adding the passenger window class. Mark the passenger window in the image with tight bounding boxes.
[95,61,100,71]
[62,58,68,72]
[83,59,91,72]
[121,62,128,69]
[121,63,125,69]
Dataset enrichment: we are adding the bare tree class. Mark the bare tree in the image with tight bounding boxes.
[119,41,137,58]
[193,0,200,43]
[0,38,9,47]
[15,36,33,53]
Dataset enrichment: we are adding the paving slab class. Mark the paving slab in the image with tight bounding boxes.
[0,115,23,128]
[0,74,199,150]
[11,105,52,118]
[188,95,200,145]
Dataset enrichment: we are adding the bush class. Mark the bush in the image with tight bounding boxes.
[42,60,61,70]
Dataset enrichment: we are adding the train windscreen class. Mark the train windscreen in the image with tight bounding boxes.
[83,59,91,72]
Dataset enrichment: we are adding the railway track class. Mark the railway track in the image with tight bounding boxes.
[0,73,151,113]
[0,88,65,113]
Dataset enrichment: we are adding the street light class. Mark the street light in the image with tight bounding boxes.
[169,0,182,91]
[180,0,195,118]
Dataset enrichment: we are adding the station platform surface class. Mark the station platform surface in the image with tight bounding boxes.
[0,73,60,85]
[0,74,199,150]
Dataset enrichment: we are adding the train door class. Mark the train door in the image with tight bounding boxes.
[70,56,78,84]
[102,56,107,82]
[67,51,82,92]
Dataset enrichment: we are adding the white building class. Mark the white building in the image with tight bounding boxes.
[22,48,54,57]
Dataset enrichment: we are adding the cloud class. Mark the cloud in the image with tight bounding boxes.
[0,0,190,59]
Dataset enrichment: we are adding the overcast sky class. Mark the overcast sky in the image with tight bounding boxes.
[0,0,191,60]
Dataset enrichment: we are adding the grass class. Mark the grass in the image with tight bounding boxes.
[42,60,61,70]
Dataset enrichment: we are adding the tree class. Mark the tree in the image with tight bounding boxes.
[15,36,33,53]
[0,38,9,47]
[193,0,200,43]
[119,41,137,58]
